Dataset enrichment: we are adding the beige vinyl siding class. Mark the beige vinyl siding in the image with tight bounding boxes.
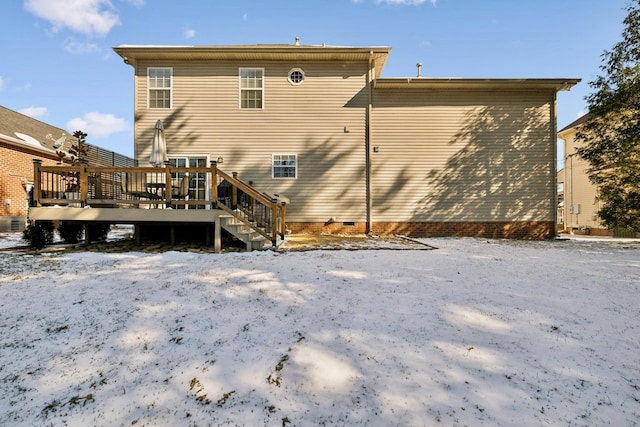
[371,89,555,223]
[133,60,369,222]
[560,127,602,229]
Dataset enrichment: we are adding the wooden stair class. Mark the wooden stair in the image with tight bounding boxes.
[218,213,268,251]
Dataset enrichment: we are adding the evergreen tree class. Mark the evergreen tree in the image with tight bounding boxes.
[576,1,640,231]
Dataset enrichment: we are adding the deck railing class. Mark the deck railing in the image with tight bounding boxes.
[32,160,287,246]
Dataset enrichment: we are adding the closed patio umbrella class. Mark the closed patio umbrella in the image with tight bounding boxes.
[149,120,167,167]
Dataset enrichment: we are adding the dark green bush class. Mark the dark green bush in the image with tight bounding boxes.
[58,221,84,243]
[22,220,54,249]
[87,223,111,242]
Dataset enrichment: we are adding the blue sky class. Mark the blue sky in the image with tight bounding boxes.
[0,0,630,168]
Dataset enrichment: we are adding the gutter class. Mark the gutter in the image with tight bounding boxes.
[0,133,57,158]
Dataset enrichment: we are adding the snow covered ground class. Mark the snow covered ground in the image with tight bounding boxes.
[0,232,639,426]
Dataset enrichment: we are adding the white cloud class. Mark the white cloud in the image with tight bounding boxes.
[67,112,128,138]
[24,0,120,37]
[0,76,5,91]
[64,38,100,54]
[183,28,196,39]
[19,106,48,118]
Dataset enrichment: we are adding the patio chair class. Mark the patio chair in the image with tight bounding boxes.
[121,172,162,200]
[171,174,191,199]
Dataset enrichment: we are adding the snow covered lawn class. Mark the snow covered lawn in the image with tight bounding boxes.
[0,235,639,426]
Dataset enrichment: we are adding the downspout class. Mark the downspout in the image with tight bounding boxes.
[569,153,574,228]
[551,91,558,237]
[365,51,373,234]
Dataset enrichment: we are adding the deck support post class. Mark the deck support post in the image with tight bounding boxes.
[231,171,238,210]
[164,161,172,208]
[79,160,88,207]
[84,223,90,245]
[32,159,42,207]
[210,161,218,208]
[134,224,141,246]
[280,203,287,240]
[214,219,221,253]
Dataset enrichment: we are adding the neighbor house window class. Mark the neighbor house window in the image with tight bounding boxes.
[239,68,264,109]
[148,67,172,109]
[273,154,297,178]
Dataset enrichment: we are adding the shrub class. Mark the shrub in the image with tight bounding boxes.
[58,221,84,244]
[87,223,111,242]
[22,220,54,249]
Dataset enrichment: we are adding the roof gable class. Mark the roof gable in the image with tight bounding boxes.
[558,112,590,134]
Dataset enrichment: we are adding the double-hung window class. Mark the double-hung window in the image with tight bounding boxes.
[272,154,297,179]
[148,67,172,109]
[239,68,264,109]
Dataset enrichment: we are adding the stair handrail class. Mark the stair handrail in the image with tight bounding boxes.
[216,169,275,206]
[215,169,286,246]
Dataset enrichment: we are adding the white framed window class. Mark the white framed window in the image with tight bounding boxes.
[148,67,172,109]
[272,154,297,179]
[239,68,264,109]
[288,68,305,85]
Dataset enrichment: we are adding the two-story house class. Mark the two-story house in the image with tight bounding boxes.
[558,113,612,236]
[113,41,580,239]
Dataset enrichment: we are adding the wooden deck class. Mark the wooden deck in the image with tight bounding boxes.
[30,161,287,252]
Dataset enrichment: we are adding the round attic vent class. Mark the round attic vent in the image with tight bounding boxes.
[288,68,305,85]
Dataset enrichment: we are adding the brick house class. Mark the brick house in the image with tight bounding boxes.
[0,106,65,231]
[0,106,134,232]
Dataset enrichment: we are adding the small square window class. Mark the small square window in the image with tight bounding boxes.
[272,154,297,179]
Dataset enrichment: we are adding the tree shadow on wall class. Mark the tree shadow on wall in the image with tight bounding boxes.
[413,104,554,225]
[133,103,376,221]
[135,104,201,153]
[230,136,370,221]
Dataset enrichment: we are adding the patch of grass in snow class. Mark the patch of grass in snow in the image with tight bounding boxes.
[45,324,68,334]
[188,376,235,408]
[216,390,236,406]
[267,353,290,387]
[266,373,283,387]
[189,377,211,405]
[42,393,94,417]
[275,354,289,372]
